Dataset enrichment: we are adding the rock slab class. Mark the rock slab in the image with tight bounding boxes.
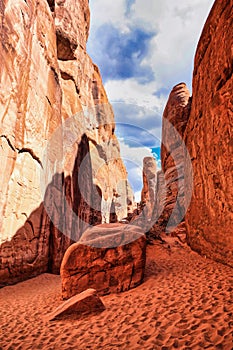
[61,224,146,299]
[45,288,105,321]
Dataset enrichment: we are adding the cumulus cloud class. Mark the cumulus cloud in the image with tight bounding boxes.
[120,140,152,166]
[88,0,129,31]
[88,0,214,94]
[105,79,167,111]
[87,0,215,198]
[88,24,155,83]
[88,0,214,129]
[113,103,162,147]
[135,0,215,89]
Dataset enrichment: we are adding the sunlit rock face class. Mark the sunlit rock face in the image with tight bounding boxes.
[184,0,233,267]
[0,0,129,285]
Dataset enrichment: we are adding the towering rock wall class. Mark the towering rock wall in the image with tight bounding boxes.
[0,0,129,285]
[184,0,233,266]
[156,0,232,268]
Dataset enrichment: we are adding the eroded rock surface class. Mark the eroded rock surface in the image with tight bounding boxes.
[0,0,129,286]
[61,223,146,299]
[184,0,233,267]
[159,83,191,231]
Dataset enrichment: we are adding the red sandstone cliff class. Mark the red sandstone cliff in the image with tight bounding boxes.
[184,0,233,266]
[158,0,232,266]
[0,0,130,285]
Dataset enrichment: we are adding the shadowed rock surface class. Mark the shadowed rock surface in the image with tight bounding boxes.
[61,223,146,299]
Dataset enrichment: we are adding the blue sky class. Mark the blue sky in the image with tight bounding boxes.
[87,0,214,201]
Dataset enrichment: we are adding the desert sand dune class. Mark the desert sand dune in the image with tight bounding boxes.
[0,237,232,349]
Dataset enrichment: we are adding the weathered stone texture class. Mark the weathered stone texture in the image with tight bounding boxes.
[184,0,233,266]
[61,224,146,299]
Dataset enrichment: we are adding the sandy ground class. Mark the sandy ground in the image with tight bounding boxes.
[0,237,233,350]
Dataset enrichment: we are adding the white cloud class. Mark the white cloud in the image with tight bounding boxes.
[134,191,142,203]
[88,0,214,124]
[105,78,167,112]
[112,102,162,150]
[139,0,215,90]
[129,0,166,30]
[89,0,214,95]
[88,0,215,200]
[120,140,153,166]
[89,0,130,32]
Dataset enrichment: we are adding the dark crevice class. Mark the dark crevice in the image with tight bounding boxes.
[0,135,43,168]
[56,31,77,61]
[60,71,72,80]
[50,66,59,85]
[27,220,35,239]
[47,0,55,12]
[109,199,118,223]
[0,135,16,151]
[216,61,233,91]
[60,71,80,95]
[18,148,43,168]
[46,95,52,106]
[71,134,102,240]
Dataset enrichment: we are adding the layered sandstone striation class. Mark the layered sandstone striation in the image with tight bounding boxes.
[61,224,146,299]
[184,0,233,266]
[0,0,129,286]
